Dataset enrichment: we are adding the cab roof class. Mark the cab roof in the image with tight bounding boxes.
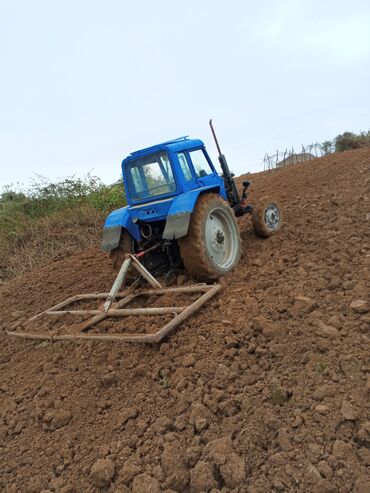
[124,136,205,162]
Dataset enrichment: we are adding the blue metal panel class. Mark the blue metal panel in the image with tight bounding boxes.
[162,185,224,239]
[103,206,141,240]
[131,198,174,222]
[167,185,220,215]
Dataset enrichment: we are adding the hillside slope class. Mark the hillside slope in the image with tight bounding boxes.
[0,149,369,493]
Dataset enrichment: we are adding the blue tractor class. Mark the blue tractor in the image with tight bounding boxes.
[101,121,282,281]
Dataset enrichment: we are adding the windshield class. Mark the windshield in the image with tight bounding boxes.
[127,152,176,201]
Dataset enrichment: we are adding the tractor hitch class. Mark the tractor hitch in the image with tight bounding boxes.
[234,180,253,216]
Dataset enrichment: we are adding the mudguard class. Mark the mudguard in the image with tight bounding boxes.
[101,206,140,252]
[162,187,220,240]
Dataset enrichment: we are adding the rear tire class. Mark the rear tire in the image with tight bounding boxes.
[110,230,137,281]
[179,193,241,281]
[252,197,283,238]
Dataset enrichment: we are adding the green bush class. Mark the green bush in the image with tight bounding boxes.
[89,183,125,212]
[321,140,334,155]
[334,130,370,152]
[321,130,370,155]
[0,174,125,217]
[0,174,126,280]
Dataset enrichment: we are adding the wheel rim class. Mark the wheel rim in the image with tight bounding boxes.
[205,207,239,270]
[264,203,280,231]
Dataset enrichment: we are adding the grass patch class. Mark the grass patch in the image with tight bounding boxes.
[0,174,125,281]
[316,362,328,375]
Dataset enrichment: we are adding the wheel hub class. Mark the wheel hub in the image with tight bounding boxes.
[264,204,280,231]
[205,207,239,270]
[216,230,225,244]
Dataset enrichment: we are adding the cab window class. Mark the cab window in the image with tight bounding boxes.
[189,149,213,178]
[127,152,176,200]
[177,153,193,181]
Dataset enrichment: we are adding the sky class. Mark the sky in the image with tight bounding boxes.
[0,0,369,188]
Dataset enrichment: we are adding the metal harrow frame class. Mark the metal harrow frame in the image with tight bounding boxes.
[7,253,221,344]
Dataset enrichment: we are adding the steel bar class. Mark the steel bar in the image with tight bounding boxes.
[138,285,211,295]
[150,283,222,342]
[47,307,185,316]
[6,331,157,343]
[77,293,137,333]
[130,255,162,289]
[115,293,138,308]
[28,292,133,322]
[104,257,132,312]
[28,294,97,322]
[103,250,162,312]
[134,243,161,259]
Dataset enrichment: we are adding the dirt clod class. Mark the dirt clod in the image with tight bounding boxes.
[132,473,160,493]
[190,460,218,492]
[340,399,357,420]
[350,300,369,313]
[219,452,246,488]
[203,435,232,465]
[90,458,115,488]
[119,407,138,426]
[1,148,369,492]
[51,409,71,429]
[332,440,355,460]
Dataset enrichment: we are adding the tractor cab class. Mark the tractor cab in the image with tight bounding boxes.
[122,137,226,206]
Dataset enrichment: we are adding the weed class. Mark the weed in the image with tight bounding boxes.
[316,362,328,375]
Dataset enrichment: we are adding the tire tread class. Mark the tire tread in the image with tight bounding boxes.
[179,193,241,281]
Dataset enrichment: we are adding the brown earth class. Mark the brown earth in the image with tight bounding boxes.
[1,148,370,493]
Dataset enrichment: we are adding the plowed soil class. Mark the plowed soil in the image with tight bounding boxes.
[1,149,369,493]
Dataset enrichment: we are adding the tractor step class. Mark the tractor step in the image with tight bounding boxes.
[7,252,221,344]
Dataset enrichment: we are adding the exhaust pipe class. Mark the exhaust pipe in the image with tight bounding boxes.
[209,119,241,208]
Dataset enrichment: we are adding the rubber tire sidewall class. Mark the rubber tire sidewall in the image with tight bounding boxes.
[252,196,283,238]
[179,193,241,281]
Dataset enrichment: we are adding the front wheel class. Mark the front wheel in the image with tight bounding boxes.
[252,197,283,238]
[179,193,241,281]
